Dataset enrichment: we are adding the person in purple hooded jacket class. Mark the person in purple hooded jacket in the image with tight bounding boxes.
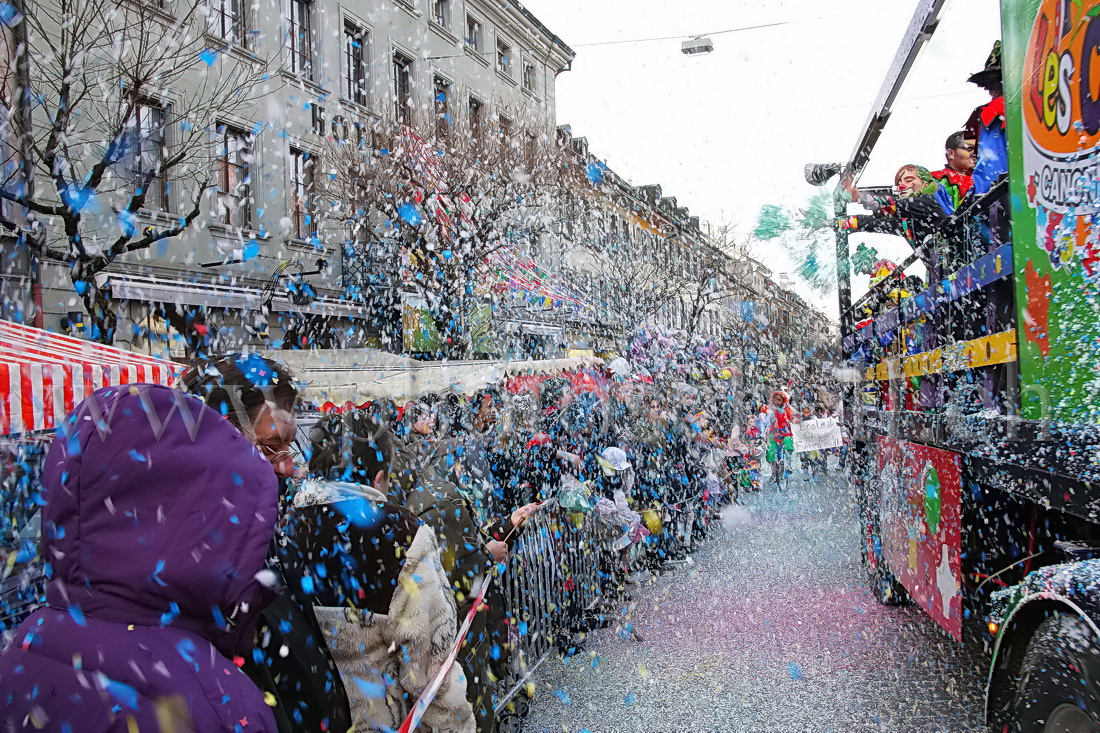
[179,353,353,733]
[0,384,280,732]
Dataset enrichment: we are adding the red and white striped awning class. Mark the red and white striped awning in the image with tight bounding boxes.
[0,319,182,436]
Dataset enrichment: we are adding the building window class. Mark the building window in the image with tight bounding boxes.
[522,61,536,93]
[344,21,368,106]
[498,114,511,140]
[468,96,482,139]
[496,38,511,76]
[215,123,252,228]
[392,52,412,123]
[288,0,313,79]
[208,0,247,46]
[117,102,168,212]
[431,0,450,30]
[465,15,483,52]
[525,132,537,174]
[289,147,315,240]
[433,76,450,139]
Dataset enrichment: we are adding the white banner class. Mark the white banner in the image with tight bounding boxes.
[792,417,842,453]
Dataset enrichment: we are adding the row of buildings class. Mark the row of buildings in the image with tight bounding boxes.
[0,0,834,368]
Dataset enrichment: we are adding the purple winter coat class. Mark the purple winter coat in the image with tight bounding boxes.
[0,384,279,732]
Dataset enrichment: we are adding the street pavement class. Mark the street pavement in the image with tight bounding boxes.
[523,466,988,733]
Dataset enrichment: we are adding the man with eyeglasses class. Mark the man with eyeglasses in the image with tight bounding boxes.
[930,130,976,216]
[180,353,299,480]
[179,354,353,733]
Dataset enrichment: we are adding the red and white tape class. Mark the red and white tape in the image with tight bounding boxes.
[398,575,491,733]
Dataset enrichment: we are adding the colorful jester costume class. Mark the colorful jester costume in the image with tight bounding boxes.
[835,166,946,270]
[929,167,974,216]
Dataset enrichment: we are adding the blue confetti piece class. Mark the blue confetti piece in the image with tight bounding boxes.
[211,605,226,630]
[160,601,179,626]
[518,620,527,636]
[553,689,571,705]
[397,202,423,226]
[199,48,218,66]
[0,3,22,25]
[117,209,137,237]
[234,353,274,386]
[787,662,804,680]
[61,184,95,213]
[624,692,636,706]
[104,677,139,710]
[150,560,167,587]
[242,242,259,260]
[68,605,86,627]
[128,449,147,463]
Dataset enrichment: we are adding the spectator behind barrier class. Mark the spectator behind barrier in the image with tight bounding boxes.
[293,410,476,733]
[403,399,438,438]
[391,399,534,733]
[179,353,299,480]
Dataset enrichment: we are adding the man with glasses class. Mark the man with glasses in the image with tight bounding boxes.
[930,130,976,216]
[179,354,352,733]
[180,353,299,480]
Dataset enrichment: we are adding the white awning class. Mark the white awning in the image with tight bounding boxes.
[498,320,564,336]
[105,274,364,319]
[265,348,603,405]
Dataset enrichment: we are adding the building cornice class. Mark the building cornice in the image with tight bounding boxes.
[467,0,575,70]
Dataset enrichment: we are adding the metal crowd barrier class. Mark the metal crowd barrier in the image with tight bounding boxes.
[494,497,610,716]
[492,484,720,720]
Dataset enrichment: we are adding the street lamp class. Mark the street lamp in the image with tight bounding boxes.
[681,37,714,55]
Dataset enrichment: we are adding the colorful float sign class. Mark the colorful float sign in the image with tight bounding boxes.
[1003,0,1100,421]
[877,438,963,640]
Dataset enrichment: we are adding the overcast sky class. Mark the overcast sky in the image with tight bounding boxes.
[519,0,1003,316]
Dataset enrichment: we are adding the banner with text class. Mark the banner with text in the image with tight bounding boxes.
[791,418,842,452]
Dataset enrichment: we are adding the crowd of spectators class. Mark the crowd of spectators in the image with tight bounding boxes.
[1,348,785,733]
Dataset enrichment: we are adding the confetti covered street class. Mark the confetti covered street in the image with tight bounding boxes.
[525,467,988,733]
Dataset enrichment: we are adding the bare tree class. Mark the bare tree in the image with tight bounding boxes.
[319,109,572,358]
[674,246,752,339]
[0,0,269,342]
[563,205,680,343]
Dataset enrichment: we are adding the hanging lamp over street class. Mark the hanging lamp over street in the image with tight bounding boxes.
[681,36,714,55]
